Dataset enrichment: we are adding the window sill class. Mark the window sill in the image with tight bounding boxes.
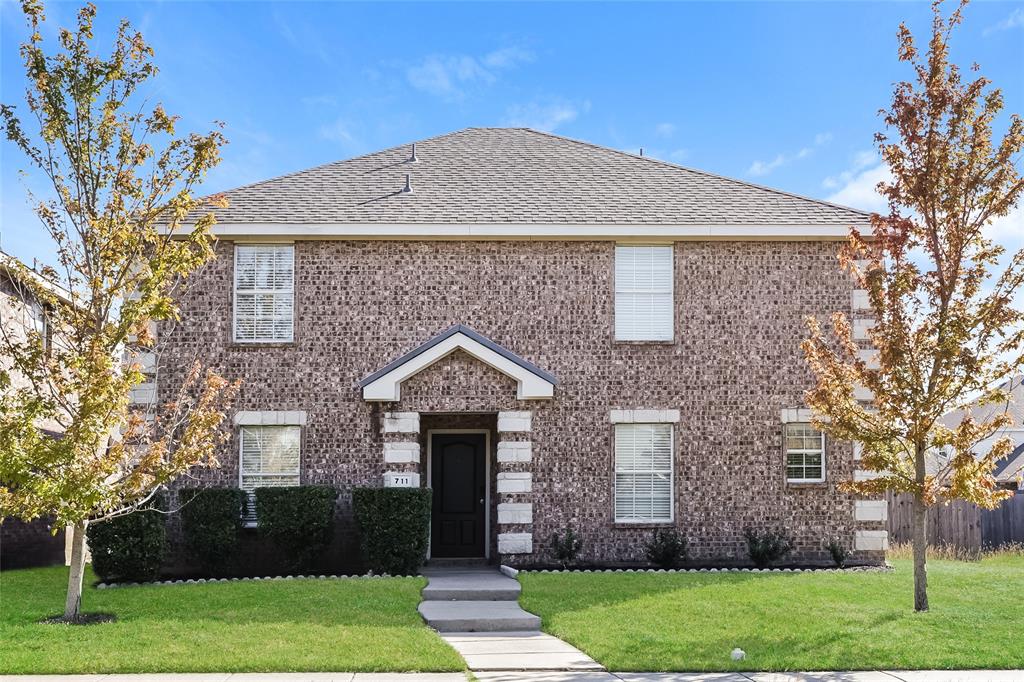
[786,480,827,488]
[613,340,676,346]
[612,521,675,529]
[228,341,297,350]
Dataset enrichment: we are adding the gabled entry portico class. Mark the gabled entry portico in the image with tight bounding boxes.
[360,325,555,560]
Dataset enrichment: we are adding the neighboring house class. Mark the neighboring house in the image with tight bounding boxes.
[938,375,1024,490]
[0,251,66,569]
[155,127,888,567]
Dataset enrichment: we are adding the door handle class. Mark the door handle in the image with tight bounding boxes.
[479,498,485,505]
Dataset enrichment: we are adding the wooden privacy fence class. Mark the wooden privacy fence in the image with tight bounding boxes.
[886,490,1024,552]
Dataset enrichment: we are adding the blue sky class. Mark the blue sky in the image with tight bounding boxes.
[2,0,1022,267]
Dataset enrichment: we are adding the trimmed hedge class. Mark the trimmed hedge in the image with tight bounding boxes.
[179,488,247,571]
[255,485,336,571]
[86,498,166,582]
[352,487,431,575]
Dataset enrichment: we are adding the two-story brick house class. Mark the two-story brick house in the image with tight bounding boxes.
[156,127,889,568]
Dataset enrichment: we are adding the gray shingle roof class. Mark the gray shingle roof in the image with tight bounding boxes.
[940,375,1024,431]
[196,128,870,226]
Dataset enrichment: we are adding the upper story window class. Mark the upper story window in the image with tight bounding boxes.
[614,245,673,341]
[614,422,674,523]
[785,423,825,483]
[239,425,301,524]
[233,244,294,343]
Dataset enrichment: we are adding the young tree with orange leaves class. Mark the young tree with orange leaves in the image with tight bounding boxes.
[802,0,1023,612]
[0,2,237,621]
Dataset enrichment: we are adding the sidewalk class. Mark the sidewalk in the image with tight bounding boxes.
[2,671,1022,681]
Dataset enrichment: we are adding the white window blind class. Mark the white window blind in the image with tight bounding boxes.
[239,425,301,524]
[234,244,294,342]
[614,423,674,522]
[785,423,825,482]
[615,245,674,341]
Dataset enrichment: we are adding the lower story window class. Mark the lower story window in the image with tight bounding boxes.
[614,423,673,522]
[239,425,301,524]
[785,422,825,482]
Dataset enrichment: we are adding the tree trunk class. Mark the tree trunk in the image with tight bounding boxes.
[64,520,88,620]
[911,496,929,612]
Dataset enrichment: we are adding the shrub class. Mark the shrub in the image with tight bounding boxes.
[352,487,432,575]
[550,526,583,568]
[824,535,850,568]
[255,486,336,571]
[179,488,247,572]
[743,527,793,568]
[645,528,689,568]
[86,498,166,583]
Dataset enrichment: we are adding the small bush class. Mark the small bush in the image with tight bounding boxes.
[180,488,247,571]
[645,528,689,568]
[352,487,432,575]
[550,526,583,568]
[824,536,850,568]
[87,498,166,582]
[743,527,793,568]
[255,485,336,571]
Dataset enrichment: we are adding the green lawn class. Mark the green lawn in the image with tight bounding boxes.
[0,565,464,674]
[519,557,1024,672]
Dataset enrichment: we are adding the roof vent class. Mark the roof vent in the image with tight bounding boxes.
[408,143,418,163]
[403,173,412,193]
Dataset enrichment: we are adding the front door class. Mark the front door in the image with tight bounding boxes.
[430,433,486,558]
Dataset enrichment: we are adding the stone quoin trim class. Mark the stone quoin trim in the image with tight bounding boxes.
[359,325,556,401]
[383,441,420,464]
[496,409,534,555]
[497,441,532,462]
[498,532,533,554]
[498,411,532,433]
[854,500,888,522]
[383,412,420,433]
[855,529,889,551]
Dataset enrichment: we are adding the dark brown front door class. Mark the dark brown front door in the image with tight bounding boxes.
[430,433,486,558]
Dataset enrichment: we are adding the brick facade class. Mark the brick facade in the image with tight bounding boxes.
[159,238,885,569]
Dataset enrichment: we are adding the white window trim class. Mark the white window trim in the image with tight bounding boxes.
[785,423,826,484]
[232,243,295,344]
[613,422,675,524]
[238,424,302,527]
[614,244,675,342]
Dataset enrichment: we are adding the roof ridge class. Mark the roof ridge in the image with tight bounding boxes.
[520,128,874,219]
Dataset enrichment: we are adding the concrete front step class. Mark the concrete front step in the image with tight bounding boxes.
[440,632,604,671]
[418,600,541,632]
[421,569,522,602]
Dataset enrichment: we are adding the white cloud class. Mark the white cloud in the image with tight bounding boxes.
[823,149,879,189]
[748,154,786,177]
[985,204,1024,250]
[503,98,589,132]
[482,46,534,69]
[318,118,359,147]
[406,46,533,100]
[747,132,832,177]
[826,163,890,212]
[984,8,1024,36]
[655,123,676,138]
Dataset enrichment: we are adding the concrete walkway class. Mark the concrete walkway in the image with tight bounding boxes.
[2,671,1021,681]
[417,566,602,672]
[0,671,468,675]
[473,673,1024,681]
